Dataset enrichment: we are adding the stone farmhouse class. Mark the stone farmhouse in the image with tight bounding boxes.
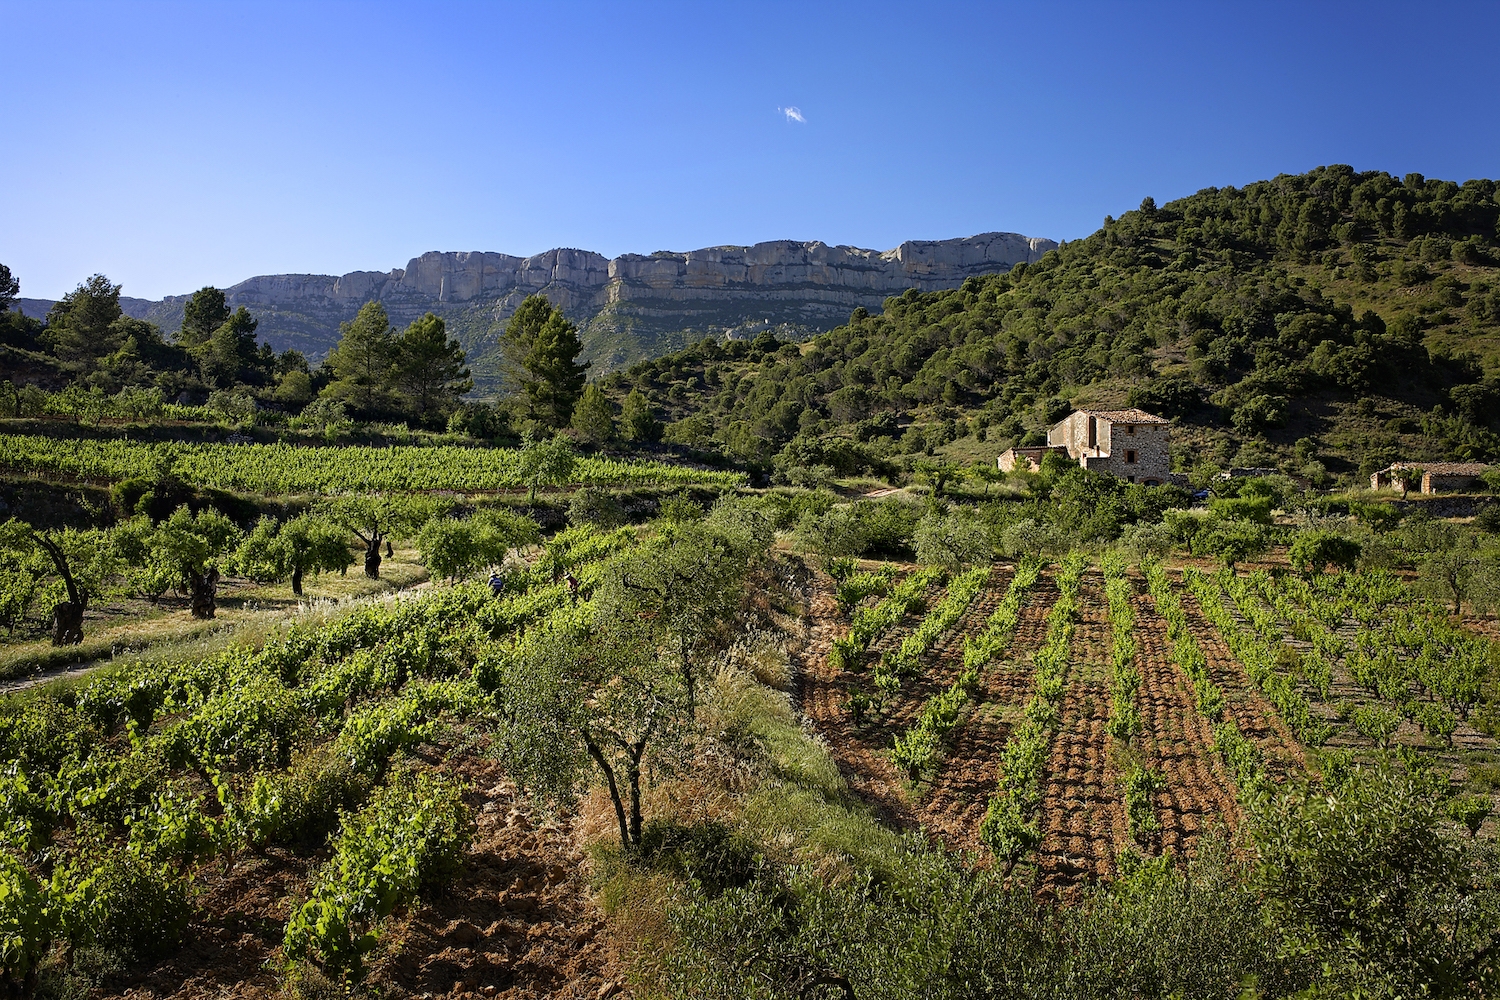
[996,408,1172,484]
[1370,462,1490,494]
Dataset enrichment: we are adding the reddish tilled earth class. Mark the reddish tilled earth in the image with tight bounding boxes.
[796,569,920,830]
[916,566,1041,854]
[1177,587,1305,781]
[1033,571,1125,893]
[100,750,625,1000]
[801,564,1289,894]
[1127,576,1242,854]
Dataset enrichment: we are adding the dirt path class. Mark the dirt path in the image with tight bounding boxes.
[1035,571,1124,894]
[0,657,107,695]
[0,578,439,697]
[1128,577,1242,854]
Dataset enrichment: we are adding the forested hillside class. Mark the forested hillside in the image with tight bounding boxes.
[602,166,1500,485]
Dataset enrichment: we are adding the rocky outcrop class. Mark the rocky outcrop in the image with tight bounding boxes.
[26,231,1056,382]
[310,232,1053,310]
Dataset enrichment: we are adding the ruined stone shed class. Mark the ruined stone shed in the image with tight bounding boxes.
[997,445,1071,472]
[1044,408,1171,485]
[1371,462,1491,494]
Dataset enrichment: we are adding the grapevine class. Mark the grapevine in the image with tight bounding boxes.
[978,552,1085,869]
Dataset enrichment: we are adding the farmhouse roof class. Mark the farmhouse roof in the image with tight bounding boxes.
[1074,408,1170,424]
[1380,462,1491,475]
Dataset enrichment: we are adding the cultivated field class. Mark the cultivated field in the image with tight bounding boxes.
[805,556,1500,892]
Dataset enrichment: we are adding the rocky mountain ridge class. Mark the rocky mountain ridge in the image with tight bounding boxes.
[21,231,1057,385]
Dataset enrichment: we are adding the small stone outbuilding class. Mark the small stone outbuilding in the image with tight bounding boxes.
[997,445,1071,472]
[1045,408,1171,485]
[1370,462,1490,494]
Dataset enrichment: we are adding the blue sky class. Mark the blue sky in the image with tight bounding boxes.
[4,0,1499,300]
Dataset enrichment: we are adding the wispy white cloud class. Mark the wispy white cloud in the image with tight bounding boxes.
[778,106,806,124]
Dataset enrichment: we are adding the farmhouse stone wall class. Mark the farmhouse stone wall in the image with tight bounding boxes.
[1046,411,1170,484]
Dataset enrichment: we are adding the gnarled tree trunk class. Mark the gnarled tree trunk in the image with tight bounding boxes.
[34,531,87,646]
[51,601,85,646]
[291,566,304,596]
[364,535,383,579]
[188,567,219,619]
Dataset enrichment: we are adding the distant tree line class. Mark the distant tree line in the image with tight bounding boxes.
[0,265,622,436]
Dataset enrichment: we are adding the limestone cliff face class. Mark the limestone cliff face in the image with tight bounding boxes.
[97,231,1055,382]
[300,232,1053,311]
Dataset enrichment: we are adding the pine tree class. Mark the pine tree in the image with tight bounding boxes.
[621,390,662,442]
[322,301,396,417]
[42,274,124,363]
[393,312,471,425]
[500,296,588,429]
[201,307,262,388]
[571,383,616,443]
[177,287,230,352]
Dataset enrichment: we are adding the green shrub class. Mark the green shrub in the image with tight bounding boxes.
[794,497,921,558]
[913,509,992,567]
[636,820,759,896]
[245,745,373,847]
[567,487,626,529]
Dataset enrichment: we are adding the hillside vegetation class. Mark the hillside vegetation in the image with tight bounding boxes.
[5,157,1500,993]
[602,166,1500,485]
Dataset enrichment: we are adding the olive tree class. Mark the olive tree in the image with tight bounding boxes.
[416,508,540,582]
[31,531,90,644]
[913,507,992,567]
[1394,465,1425,500]
[517,434,578,504]
[233,513,353,596]
[112,506,241,618]
[1192,517,1271,568]
[1419,546,1484,614]
[592,499,773,720]
[1289,530,1362,576]
[487,610,688,852]
[328,494,441,579]
[1,523,111,644]
[1251,761,1500,995]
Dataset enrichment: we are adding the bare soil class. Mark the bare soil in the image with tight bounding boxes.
[96,746,625,1000]
[1034,571,1125,894]
[1127,576,1242,854]
[915,566,1025,854]
[1178,588,1306,781]
[916,569,1049,856]
[796,569,920,830]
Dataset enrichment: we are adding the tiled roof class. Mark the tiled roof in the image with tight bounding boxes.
[1076,408,1170,424]
[1382,462,1491,475]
